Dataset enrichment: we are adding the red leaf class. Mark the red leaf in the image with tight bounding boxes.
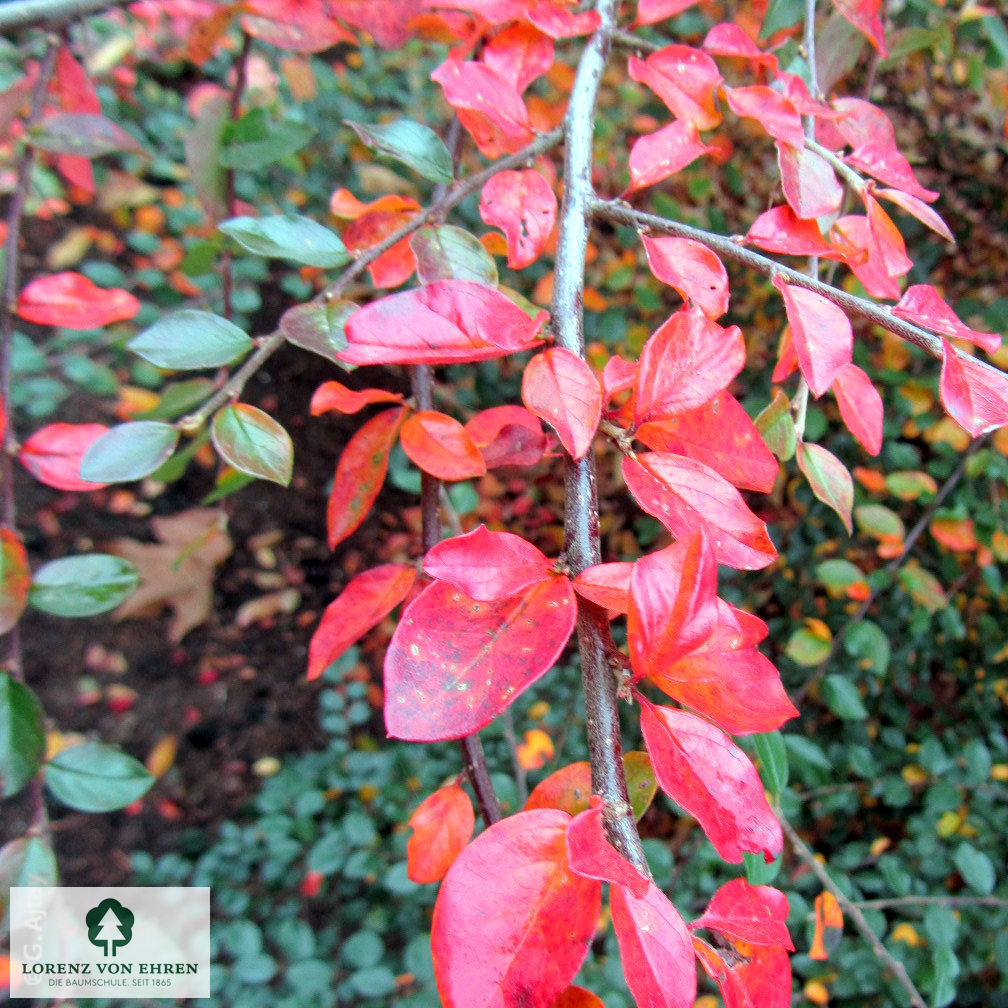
[635,0,700,26]
[844,142,936,203]
[327,407,405,549]
[522,347,602,461]
[650,601,798,736]
[610,881,697,1008]
[875,188,953,243]
[863,188,912,278]
[702,23,778,71]
[725,86,804,147]
[634,305,745,424]
[482,23,554,92]
[479,168,557,269]
[623,453,776,570]
[17,272,140,330]
[636,392,779,494]
[566,797,650,897]
[342,205,418,289]
[831,0,887,57]
[691,878,793,950]
[694,937,792,1008]
[628,533,718,682]
[642,236,729,319]
[306,563,416,680]
[602,355,638,402]
[342,280,547,365]
[18,422,109,491]
[401,411,487,481]
[328,0,424,48]
[431,59,534,158]
[828,215,902,300]
[526,2,601,38]
[776,142,843,220]
[465,405,547,468]
[384,576,576,741]
[573,562,632,614]
[627,120,714,193]
[52,46,100,193]
[0,529,30,636]
[241,12,357,53]
[424,524,553,601]
[432,810,601,1008]
[627,46,722,131]
[772,277,852,398]
[638,697,783,862]
[939,341,1008,437]
[892,285,1001,355]
[744,205,844,261]
[832,363,883,456]
[309,381,404,416]
[407,784,475,884]
[525,761,593,816]
[551,987,606,1008]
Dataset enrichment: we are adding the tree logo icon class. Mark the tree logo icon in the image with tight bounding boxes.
[85,898,135,957]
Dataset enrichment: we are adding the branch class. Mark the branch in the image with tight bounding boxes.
[779,813,928,1008]
[590,198,963,363]
[221,31,254,321]
[0,0,127,30]
[177,128,565,432]
[855,895,1008,912]
[553,0,649,877]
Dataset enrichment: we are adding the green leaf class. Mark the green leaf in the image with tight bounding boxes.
[44,740,154,812]
[28,554,138,618]
[280,297,355,365]
[346,119,452,183]
[349,966,397,999]
[753,731,788,796]
[211,404,293,486]
[28,112,145,158]
[815,558,866,592]
[953,843,995,894]
[218,121,314,170]
[785,626,831,666]
[855,503,905,541]
[743,850,781,885]
[897,562,947,614]
[761,0,803,36]
[219,215,349,268]
[129,310,252,370]
[80,421,179,483]
[754,390,796,461]
[137,378,215,421]
[341,930,384,969]
[624,751,658,821]
[842,620,890,675]
[0,673,45,800]
[821,674,868,720]
[184,92,229,219]
[306,832,344,874]
[932,944,960,1008]
[411,225,498,286]
[797,441,853,533]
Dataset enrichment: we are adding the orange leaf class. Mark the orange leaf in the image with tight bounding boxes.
[407,783,475,884]
[809,891,844,960]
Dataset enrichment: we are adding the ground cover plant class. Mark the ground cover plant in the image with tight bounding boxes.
[1,0,1007,1006]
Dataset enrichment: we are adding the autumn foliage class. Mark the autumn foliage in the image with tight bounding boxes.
[2,0,1007,1007]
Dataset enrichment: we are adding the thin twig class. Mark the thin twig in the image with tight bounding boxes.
[1,38,60,675]
[0,0,128,30]
[501,707,528,805]
[856,895,1008,912]
[779,813,928,1008]
[590,198,1000,373]
[0,36,59,842]
[221,31,253,321]
[610,26,666,53]
[553,0,649,877]
[795,434,988,702]
[177,128,565,432]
